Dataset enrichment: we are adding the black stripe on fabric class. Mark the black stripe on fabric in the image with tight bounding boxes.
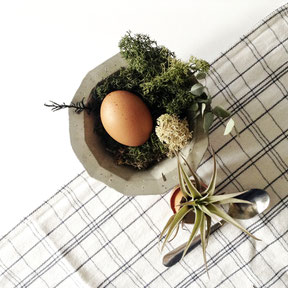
[266,265,288,288]
[0,185,107,280]
[0,260,19,287]
[279,7,288,27]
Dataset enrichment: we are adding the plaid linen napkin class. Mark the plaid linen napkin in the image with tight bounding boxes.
[1,4,288,288]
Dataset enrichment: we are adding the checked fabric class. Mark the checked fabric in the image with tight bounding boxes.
[0,4,288,288]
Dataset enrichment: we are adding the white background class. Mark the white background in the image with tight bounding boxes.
[0,0,286,237]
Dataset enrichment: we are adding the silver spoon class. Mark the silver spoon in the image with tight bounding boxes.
[162,189,270,267]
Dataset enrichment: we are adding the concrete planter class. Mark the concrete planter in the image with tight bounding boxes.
[69,53,208,196]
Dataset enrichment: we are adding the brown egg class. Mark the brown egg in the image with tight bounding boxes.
[100,90,153,146]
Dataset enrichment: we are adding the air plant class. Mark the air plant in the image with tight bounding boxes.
[159,152,260,272]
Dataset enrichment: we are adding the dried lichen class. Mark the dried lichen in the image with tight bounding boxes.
[155,114,192,157]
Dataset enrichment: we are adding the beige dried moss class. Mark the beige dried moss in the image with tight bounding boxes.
[155,114,192,157]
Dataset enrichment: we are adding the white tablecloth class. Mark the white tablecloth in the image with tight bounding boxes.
[0,3,287,288]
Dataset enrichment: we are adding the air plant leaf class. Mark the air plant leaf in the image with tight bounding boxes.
[161,206,192,251]
[206,204,260,240]
[217,198,252,205]
[168,222,180,243]
[205,215,212,247]
[182,208,203,258]
[179,160,202,199]
[180,200,196,207]
[207,191,251,203]
[178,158,191,199]
[203,152,217,196]
[180,154,201,191]
[198,205,219,222]
[159,214,175,242]
[200,213,209,274]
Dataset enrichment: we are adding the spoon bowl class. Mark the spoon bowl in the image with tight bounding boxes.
[228,188,270,219]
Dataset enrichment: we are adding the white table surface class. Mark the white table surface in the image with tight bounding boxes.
[0,0,286,238]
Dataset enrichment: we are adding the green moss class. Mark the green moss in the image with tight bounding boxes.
[119,31,175,79]
[189,56,210,73]
[93,68,143,101]
[90,32,210,170]
[114,133,168,170]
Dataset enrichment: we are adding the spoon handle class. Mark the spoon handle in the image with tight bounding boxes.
[162,220,225,267]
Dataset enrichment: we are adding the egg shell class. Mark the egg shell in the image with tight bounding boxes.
[100,90,153,146]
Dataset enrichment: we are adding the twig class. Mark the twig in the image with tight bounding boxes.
[44,98,91,114]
